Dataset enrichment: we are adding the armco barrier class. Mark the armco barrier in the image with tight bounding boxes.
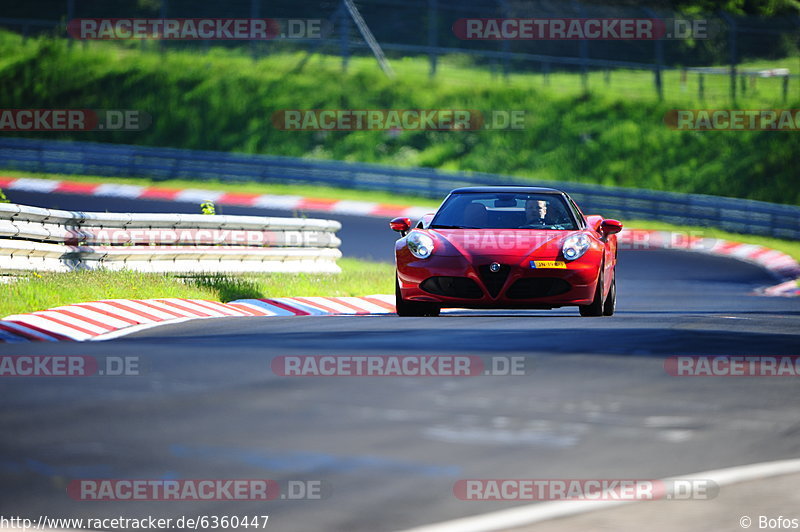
[0,138,798,240]
[0,203,342,274]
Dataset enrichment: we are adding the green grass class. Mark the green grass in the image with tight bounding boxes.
[0,30,798,205]
[0,258,394,317]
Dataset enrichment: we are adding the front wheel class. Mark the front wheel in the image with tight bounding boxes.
[395,279,440,317]
[579,269,605,317]
[602,275,616,316]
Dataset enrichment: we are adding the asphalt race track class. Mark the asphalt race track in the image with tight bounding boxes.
[0,190,798,531]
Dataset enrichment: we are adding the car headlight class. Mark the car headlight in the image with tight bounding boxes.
[407,231,434,259]
[562,234,591,261]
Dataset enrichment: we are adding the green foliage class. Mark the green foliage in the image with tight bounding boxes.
[0,31,798,205]
[672,0,800,16]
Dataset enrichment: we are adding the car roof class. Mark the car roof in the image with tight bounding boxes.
[449,186,564,195]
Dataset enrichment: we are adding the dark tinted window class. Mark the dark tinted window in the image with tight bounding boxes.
[431,192,578,230]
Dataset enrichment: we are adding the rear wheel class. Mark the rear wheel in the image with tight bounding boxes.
[395,279,440,317]
[602,274,616,316]
[579,268,605,317]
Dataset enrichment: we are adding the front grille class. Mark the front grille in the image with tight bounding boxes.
[477,264,511,298]
[420,276,483,299]
[506,278,571,299]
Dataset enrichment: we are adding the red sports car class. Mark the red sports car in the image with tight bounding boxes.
[390,186,622,317]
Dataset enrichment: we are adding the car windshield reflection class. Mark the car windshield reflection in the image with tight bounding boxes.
[431,192,579,231]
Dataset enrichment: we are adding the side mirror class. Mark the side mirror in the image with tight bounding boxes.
[390,217,412,236]
[600,219,623,236]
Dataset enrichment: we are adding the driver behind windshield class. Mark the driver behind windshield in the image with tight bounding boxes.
[521,199,549,227]
[521,198,570,228]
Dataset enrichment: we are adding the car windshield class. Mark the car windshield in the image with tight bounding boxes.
[431,192,579,230]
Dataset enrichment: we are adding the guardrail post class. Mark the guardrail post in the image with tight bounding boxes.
[428,0,438,78]
[499,0,511,81]
[783,74,789,102]
[644,8,663,101]
[575,1,589,92]
[339,1,351,72]
[721,13,738,102]
[654,66,663,100]
[160,0,168,55]
[250,0,260,60]
[699,72,705,100]
[67,0,75,48]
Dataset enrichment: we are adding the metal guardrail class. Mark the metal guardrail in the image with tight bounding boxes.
[0,201,342,274]
[0,137,798,240]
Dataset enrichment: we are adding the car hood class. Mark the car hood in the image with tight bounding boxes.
[428,228,572,260]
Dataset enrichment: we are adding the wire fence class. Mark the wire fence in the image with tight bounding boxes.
[1,0,798,103]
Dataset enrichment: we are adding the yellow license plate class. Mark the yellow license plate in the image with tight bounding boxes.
[531,260,567,269]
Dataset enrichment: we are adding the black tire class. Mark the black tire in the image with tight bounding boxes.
[579,268,605,317]
[602,274,616,316]
[395,279,440,317]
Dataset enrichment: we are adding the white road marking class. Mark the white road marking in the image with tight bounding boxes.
[396,457,800,532]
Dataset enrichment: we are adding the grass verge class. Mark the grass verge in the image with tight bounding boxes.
[0,258,395,318]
